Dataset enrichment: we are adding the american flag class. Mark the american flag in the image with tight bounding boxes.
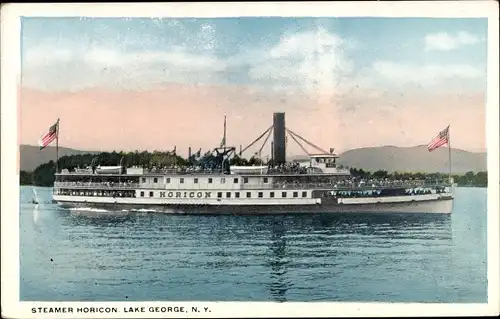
[427,126,449,152]
[38,119,59,150]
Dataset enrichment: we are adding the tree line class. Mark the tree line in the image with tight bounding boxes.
[349,168,487,187]
[20,150,263,186]
[19,150,488,188]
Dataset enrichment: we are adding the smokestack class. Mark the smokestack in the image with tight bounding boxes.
[188,147,192,159]
[273,112,286,165]
[271,141,274,166]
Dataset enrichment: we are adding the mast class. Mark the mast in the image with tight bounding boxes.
[173,146,177,168]
[56,118,60,173]
[223,115,227,148]
[217,115,230,173]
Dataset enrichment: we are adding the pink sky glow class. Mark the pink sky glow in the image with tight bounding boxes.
[19,84,486,157]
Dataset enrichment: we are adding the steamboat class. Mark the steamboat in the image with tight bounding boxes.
[52,113,454,214]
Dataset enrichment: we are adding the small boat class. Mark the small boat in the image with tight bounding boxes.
[32,188,39,205]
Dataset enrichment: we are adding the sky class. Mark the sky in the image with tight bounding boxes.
[19,17,488,157]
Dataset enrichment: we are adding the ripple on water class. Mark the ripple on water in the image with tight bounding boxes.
[19,187,487,302]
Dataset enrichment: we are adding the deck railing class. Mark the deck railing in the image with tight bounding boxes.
[54,180,447,191]
[58,167,351,176]
[144,169,222,175]
[240,181,432,191]
[54,182,141,189]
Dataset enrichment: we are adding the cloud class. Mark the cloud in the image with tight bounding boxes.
[371,60,484,86]
[247,27,354,94]
[22,21,227,91]
[22,24,358,96]
[22,42,227,91]
[424,31,482,51]
[21,23,485,95]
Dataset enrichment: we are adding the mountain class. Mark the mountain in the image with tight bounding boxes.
[335,145,486,174]
[19,145,99,172]
[20,144,487,174]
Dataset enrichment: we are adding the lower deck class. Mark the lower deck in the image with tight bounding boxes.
[52,188,454,214]
[53,186,449,201]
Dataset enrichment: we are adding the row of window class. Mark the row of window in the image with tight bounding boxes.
[56,189,136,198]
[216,191,308,199]
[139,190,308,199]
[143,177,268,184]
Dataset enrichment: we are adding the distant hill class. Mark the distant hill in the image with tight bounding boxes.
[20,144,487,174]
[290,145,486,174]
[336,145,486,174]
[20,145,99,172]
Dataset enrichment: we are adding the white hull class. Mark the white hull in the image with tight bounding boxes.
[53,195,453,215]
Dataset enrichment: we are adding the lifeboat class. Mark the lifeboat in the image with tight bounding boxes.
[95,166,122,174]
[229,165,268,175]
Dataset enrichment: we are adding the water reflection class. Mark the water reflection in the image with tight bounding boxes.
[56,210,452,244]
[32,204,40,225]
[266,218,290,302]
[55,206,136,227]
[299,213,451,228]
[261,214,451,301]
[19,186,487,302]
[51,208,452,302]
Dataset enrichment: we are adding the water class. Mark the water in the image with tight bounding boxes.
[20,186,487,302]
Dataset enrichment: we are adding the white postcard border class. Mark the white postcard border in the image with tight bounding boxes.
[1,1,499,318]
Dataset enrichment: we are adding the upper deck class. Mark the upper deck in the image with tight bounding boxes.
[54,165,449,193]
[56,163,351,178]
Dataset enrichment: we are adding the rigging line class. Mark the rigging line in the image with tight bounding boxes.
[287,128,327,154]
[240,125,273,155]
[287,130,310,156]
[285,128,315,153]
[286,128,329,154]
[258,126,273,155]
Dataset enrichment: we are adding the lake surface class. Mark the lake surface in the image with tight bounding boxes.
[19,186,487,302]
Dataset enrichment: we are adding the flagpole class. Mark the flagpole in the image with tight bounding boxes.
[56,118,60,173]
[448,125,452,185]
